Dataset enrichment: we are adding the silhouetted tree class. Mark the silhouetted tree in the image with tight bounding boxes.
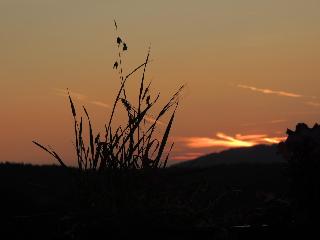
[278,123,320,223]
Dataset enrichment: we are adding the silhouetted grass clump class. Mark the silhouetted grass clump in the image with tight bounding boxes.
[33,22,183,172]
[31,23,187,232]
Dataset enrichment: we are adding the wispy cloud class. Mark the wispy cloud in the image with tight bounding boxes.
[237,84,320,110]
[263,137,286,144]
[237,84,303,98]
[241,119,287,127]
[284,111,320,115]
[90,100,111,109]
[234,134,268,140]
[144,115,165,126]
[270,119,287,124]
[177,132,286,149]
[305,101,320,107]
[171,152,203,161]
[54,88,87,100]
[53,88,164,125]
[54,88,111,109]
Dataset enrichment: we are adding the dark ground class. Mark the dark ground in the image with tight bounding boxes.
[0,162,315,239]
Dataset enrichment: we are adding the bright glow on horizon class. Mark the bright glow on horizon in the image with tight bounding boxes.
[171,133,287,161]
[177,132,286,149]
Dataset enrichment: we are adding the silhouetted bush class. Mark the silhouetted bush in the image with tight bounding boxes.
[278,123,320,223]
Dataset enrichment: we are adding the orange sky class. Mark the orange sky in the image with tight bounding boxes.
[1,0,320,165]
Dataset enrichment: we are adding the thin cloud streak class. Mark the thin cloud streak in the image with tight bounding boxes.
[234,134,267,140]
[54,88,111,110]
[241,119,287,127]
[284,111,320,116]
[237,84,320,111]
[54,88,164,125]
[90,100,111,109]
[270,119,287,124]
[171,152,204,161]
[305,101,320,107]
[54,88,87,100]
[144,115,165,126]
[237,84,302,98]
[263,137,286,144]
[172,156,202,161]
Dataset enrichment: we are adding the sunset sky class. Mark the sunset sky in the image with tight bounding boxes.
[1,0,320,165]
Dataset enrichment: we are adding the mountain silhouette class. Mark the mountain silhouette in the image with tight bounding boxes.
[173,144,285,168]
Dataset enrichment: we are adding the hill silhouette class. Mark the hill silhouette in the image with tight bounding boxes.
[173,144,285,168]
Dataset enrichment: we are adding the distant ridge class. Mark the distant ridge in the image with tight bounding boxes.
[172,144,285,168]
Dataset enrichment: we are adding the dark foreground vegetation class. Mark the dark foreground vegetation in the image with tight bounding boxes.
[8,24,319,238]
[3,121,320,239]
[0,161,307,239]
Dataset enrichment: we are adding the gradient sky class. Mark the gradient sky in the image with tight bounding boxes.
[1,0,320,165]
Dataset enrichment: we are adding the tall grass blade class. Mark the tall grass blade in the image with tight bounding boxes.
[83,106,95,163]
[154,104,178,167]
[163,142,174,168]
[32,141,67,168]
[68,91,77,117]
